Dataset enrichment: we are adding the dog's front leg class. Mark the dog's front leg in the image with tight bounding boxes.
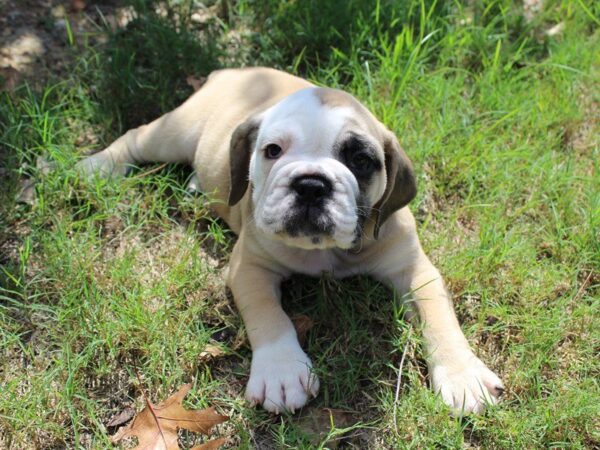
[382,251,503,414]
[227,238,319,413]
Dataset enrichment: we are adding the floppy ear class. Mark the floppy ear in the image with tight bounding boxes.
[372,130,417,238]
[228,115,261,206]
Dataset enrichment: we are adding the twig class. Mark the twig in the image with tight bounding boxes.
[134,163,168,178]
[573,270,593,303]
[393,326,412,435]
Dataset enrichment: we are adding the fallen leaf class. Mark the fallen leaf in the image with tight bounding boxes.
[292,314,314,346]
[36,155,55,175]
[16,178,36,204]
[106,407,136,427]
[15,157,56,205]
[186,76,207,91]
[231,329,247,351]
[545,22,565,37]
[199,343,224,362]
[70,0,86,12]
[111,384,228,450]
[0,66,21,91]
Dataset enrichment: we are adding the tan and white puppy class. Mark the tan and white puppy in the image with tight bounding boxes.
[78,67,503,414]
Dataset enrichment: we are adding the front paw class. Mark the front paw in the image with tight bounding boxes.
[431,352,503,415]
[245,340,319,414]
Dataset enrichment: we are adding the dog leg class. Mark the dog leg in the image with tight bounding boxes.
[378,247,503,414]
[77,106,200,178]
[228,238,319,413]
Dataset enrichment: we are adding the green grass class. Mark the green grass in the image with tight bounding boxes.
[1,0,599,448]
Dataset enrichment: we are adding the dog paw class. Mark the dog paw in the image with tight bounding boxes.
[431,353,503,415]
[76,151,128,179]
[245,340,319,414]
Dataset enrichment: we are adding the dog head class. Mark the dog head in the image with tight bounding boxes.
[228,87,416,250]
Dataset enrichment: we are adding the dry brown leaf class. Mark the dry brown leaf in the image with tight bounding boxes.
[186,76,207,91]
[111,384,228,450]
[15,157,56,205]
[70,0,86,12]
[292,314,315,346]
[16,178,36,204]
[106,406,136,427]
[199,344,224,362]
[0,66,21,92]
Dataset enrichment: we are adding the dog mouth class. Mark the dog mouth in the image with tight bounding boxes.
[282,203,335,238]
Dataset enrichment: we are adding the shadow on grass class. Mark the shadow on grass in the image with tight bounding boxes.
[81,0,548,132]
[86,0,222,132]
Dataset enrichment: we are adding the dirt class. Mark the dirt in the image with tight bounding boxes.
[0,0,129,90]
[0,0,243,91]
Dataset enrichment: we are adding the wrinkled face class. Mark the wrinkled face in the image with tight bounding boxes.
[249,88,388,250]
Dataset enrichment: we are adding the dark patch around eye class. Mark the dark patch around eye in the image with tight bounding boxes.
[338,135,382,183]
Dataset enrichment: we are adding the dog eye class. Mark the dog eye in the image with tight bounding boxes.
[349,153,374,174]
[264,144,283,159]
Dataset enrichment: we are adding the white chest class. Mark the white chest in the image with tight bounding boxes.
[260,242,364,278]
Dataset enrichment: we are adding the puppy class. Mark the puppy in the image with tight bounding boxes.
[78,67,503,414]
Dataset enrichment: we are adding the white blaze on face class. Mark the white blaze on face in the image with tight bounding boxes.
[249,88,363,250]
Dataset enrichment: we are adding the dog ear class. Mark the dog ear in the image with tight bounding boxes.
[372,130,417,238]
[228,115,261,206]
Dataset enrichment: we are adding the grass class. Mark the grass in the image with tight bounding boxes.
[1,0,599,448]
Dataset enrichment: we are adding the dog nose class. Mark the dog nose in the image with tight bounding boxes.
[292,176,332,204]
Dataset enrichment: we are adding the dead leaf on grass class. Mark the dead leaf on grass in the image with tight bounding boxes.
[186,76,207,91]
[15,156,56,205]
[107,407,136,427]
[199,343,224,362]
[545,22,565,37]
[16,178,36,204]
[111,384,228,450]
[70,0,86,12]
[0,66,21,91]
